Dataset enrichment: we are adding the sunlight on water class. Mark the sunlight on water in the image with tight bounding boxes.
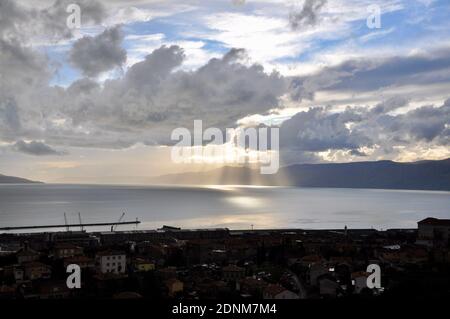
[0,184,449,232]
[225,196,265,209]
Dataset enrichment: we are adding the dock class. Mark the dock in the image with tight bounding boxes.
[0,220,140,231]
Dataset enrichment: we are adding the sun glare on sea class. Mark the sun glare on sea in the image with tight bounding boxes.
[225,195,265,209]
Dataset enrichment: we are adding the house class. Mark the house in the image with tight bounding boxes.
[222,264,245,282]
[132,258,155,272]
[23,262,51,280]
[165,278,183,297]
[16,247,39,264]
[432,248,450,263]
[4,265,25,283]
[263,284,299,299]
[95,250,126,274]
[418,218,450,246]
[53,243,83,259]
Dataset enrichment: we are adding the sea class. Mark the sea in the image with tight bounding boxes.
[0,184,449,232]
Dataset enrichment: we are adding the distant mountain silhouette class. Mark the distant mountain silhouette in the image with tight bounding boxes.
[0,174,42,184]
[151,158,450,191]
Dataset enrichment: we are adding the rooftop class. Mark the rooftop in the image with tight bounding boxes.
[351,271,370,279]
[54,243,81,249]
[418,218,450,227]
[96,250,126,257]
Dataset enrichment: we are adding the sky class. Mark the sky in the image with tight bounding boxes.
[0,0,449,183]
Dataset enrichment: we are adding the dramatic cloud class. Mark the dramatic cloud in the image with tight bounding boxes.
[59,46,288,145]
[370,97,409,115]
[291,48,450,100]
[0,38,50,88]
[279,99,450,163]
[0,0,449,170]
[0,0,106,41]
[69,26,127,77]
[0,97,21,137]
[13,140,64,156]
[289,0,327,30]
[280,106,369,152]
[382,102,450,144]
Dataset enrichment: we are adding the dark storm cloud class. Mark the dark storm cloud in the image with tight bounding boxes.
[69,26,127,77]
[279,99,450,159]
[13,140,64,156]
[383,102,450,143]
[332,50,450,92]
[280,106,369,152]
[370,97,409,115]
[289,0,327,30]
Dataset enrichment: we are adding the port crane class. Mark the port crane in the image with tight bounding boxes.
[64,212,69,231]
[78,212,83,231]
[111,212,126,232]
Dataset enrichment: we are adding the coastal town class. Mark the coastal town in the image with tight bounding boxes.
[0,218,449,300]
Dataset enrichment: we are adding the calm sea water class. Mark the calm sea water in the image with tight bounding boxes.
[0,184,449,232]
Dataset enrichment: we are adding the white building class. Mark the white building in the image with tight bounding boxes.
[95,251,126,274]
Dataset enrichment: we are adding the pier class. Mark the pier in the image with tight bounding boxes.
[0,220,140,231]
